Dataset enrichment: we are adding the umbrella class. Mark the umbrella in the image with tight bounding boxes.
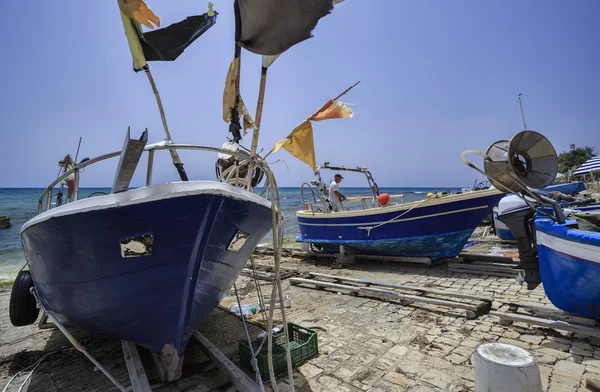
[574,157,600,176]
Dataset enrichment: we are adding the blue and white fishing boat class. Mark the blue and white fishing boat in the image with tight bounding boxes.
[534,217,600,319]
[493,182,590,241]
[296,163,505,259]
[463,129,600,321]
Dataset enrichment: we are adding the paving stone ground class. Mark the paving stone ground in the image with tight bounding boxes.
[2,237,599,391]
[229,240,600,392]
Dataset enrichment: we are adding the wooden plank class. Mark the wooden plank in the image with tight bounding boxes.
[121,340,152,392]
[291,278,485,314]
[501,302,598,327]
[353,254,432,265]
[490,311,600,338]
[358,286,480,312]
[306,273,492,302]
[448,263,516,273]
[460,253,516,263]
[290,278,360,294]
[448,269,516,278]
[586,377,600,392]
[191,331,261,392]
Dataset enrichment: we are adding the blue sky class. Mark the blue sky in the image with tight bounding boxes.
[1,0,598,188]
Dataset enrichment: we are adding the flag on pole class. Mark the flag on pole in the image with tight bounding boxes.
[118,0,217,72]
[271,89,355,172]
[234,0,334,56]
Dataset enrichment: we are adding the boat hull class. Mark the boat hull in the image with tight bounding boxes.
[493,207,516,241]
[21,182,272,355]
[296,189,505,258]
[535,218,600,320]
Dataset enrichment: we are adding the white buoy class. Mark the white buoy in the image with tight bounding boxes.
[474,342,543,392]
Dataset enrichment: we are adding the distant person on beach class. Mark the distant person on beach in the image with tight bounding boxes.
[329,174,347,212]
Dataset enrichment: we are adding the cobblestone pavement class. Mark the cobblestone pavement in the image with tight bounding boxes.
[2,239,599,391]
[227,247,600,392]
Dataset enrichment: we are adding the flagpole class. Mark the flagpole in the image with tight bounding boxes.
[250,66,268,158]
[332,80,360,102]
[245,66,268,191]
[518,93,528,131]
[144,66,189,181]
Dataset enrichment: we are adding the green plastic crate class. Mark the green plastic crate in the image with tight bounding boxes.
[239,323,319,380]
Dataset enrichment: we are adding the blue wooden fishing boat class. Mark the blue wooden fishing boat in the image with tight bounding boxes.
[296,164,505,259]
[493,182,595,241]
[12,131,274,378]
[535,217,600,319]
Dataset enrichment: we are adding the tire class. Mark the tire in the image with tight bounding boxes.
[9,270,40,326]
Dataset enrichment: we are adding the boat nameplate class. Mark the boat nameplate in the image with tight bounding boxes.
[228,231,249,252]
[120,234,154,258]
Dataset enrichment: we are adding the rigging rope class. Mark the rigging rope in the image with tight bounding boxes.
[233,283,265,391]
[357,198,432,236]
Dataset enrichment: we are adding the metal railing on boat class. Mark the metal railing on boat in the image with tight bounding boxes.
[37,143,275,214]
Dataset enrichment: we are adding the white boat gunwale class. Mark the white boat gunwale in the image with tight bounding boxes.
[296,188,503,219]
[22,181,272,234]
[26,143,276,234]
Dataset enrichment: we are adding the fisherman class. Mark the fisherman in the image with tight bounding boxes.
[328,174,347,212]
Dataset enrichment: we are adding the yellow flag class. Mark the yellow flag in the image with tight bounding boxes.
[271,120,316,172]
[222,58,255,133]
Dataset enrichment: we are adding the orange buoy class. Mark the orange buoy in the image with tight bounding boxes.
[378,193,390,206]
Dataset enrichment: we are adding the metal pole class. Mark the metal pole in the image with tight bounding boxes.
[73,169,79,201]
[30,289,128,391]
[74,137,83,163]
[518,95,528,131]
[144,67,189,181]
[146,149,154,187]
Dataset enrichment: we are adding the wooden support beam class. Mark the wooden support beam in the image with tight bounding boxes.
[121,341,152,392]
[586,377,600,392]
[460,253,516,264]
[501,302,598,327]
[449,263,517,273]
[357,286,480,312]
[306,272,493,302]
[490,311,600,338]
[290,277,490,319]
[191,331,262,392]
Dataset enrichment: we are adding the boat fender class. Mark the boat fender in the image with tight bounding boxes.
[9,270,40,327]
[378,193,390,206]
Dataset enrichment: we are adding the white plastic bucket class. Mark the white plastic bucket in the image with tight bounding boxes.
[474,342,543,392]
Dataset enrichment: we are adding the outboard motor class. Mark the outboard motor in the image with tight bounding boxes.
[498,205,540,289]
[461,130,564,291]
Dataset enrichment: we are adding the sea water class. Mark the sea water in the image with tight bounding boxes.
[0,186,459,280]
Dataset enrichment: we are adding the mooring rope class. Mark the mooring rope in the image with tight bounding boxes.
[1,349,73,392]
[29,289,128,392]
[265,169,295,392]
[357,198,432,236]
[233,283,265,391]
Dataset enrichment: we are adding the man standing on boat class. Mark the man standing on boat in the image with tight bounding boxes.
[329,174,347,212]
